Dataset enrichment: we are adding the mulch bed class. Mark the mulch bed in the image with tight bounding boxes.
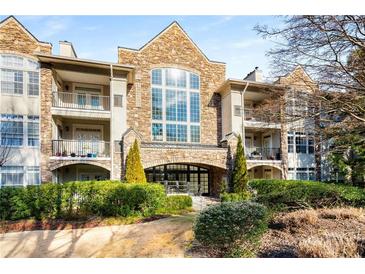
[0,215,170,234]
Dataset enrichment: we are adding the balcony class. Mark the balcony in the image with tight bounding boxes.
[246,147,281,161]
[52,139,110,158]
[244,108,281,129]
[52,92,111,119]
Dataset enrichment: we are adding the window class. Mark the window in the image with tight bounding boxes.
[152,123,163,141]
[0,166,24,187]
[296,168,308,180]
[27,166,40,185]
[190,73,199,89]
[0,114,24,146]
[308,136,314,154]
[290,167,316,181]
[289,131,315,154]
[0,54,39,96]
[288,133,294,153]
[27,115,39,147]
[190,92,200,122]
[234,105,242,117]
[28,71,39,95]
[151,68,200,143]
[190,125,200,143]
[295,132,307,153]
[114,95,123,107]
[151,69,162,85]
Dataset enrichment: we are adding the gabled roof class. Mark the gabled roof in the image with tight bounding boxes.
[0,16,51,47]
[276,65,315,84]
[118,21,225,65]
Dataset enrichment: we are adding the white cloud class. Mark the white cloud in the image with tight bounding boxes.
[40,17,71,38]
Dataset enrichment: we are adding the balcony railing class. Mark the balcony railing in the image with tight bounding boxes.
[246,147,281,161]
[52,139,110,158]
[244,108,279,123]
[52,92,110,111]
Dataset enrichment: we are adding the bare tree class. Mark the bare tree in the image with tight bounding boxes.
[0,123,13,167]
[253,16,365,183]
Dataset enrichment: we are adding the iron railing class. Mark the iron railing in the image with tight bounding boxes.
[161,181,201,196]
[246,147,281,160]
[52,139,110,158]
[52,92,110,111]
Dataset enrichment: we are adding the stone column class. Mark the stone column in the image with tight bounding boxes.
[40,63,53,182]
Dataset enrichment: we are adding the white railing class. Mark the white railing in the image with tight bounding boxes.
[52,92,110,111]
[246,147,281,160]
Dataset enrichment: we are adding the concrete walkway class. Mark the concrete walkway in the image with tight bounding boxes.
[0,214,195,258]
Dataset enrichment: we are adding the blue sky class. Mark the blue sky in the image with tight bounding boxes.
[1,15,282,79]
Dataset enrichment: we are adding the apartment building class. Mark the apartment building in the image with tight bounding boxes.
[0,16,321,195]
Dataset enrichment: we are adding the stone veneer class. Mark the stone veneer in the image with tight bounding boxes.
[118,23,226,145]
[118,23,229,194]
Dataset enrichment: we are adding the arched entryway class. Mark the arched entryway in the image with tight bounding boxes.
[248,165,282,179]
[52,163,110,183]
[144,163,227,196]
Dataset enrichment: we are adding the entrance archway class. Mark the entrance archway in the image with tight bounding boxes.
[247,165,282,179]
[52,163,110,183]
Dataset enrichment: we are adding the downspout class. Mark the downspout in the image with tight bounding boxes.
[240,82,249,141]
[110,64,114,180]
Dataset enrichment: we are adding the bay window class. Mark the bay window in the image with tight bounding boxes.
[0,54,40,96]
[151,68,200,143]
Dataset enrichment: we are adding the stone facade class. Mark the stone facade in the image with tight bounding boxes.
[118,22,226,145]
[49,159,111,172]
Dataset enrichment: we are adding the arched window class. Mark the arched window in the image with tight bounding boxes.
[151,68,200,143]
[0,54,40,96]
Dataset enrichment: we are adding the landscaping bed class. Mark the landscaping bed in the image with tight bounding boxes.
[258,207,365,258]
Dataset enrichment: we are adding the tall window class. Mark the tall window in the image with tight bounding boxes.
[0,54,39,96]
[0,114,24,146]
[151,68,200,143]
[27,115,39,147]
[0,114,39,147]
[288,131,315,154]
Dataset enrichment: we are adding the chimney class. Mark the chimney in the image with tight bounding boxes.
[59,41,77,58]
[244,66,263,82]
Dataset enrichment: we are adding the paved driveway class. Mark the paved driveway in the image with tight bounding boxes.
[0,214,195,258]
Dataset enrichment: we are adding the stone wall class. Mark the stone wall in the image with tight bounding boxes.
[118,23,226,146]
[49,159,111,172]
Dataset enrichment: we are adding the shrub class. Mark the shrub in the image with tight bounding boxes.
[164,195,192,210]
[249,179,365,210]
[231,135,248,193]
[220,191,251,202]
[194,201,268,257]
[0,181,166,220]
[125,140,147,183]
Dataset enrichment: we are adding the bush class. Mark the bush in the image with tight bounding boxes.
[220,191,251,202]
[164,195,192,210]
[0,181,166,220]
[194,201,268,257]
[249,179,365,210]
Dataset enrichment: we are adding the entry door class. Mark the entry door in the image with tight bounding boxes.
[263,135,271,158]
[263,168,272,179]
[74,128,102,156]
[245,135,254,156]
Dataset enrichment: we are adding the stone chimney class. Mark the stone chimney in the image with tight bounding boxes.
[59,41,77,58]
[244,66,263,82]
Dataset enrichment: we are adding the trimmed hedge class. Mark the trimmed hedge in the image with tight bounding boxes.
[164,195,192,210]
[194,201,268,257]
[0,181,166,220]
[220,192,251,202]
[249,179,365,210]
